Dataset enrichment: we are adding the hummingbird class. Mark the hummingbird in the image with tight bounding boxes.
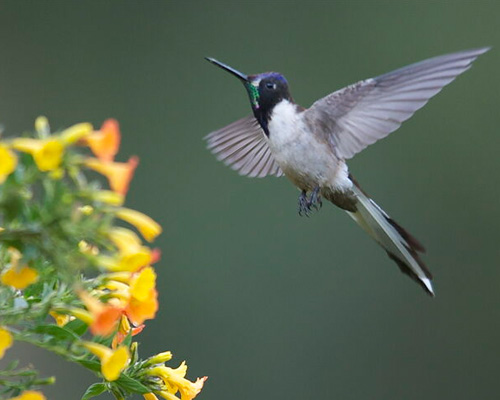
[205,48,489,296]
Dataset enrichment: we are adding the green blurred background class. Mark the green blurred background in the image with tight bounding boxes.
[1,1,500,399]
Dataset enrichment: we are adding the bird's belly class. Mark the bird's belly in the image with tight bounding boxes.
[267,100,351,191]
[268,128,343,191]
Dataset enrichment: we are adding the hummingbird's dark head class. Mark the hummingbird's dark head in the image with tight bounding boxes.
[205,57,292,134]
[247,72,292,112]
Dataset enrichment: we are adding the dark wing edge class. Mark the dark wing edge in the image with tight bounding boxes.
[306,47,490,160]
[205,115,283,178]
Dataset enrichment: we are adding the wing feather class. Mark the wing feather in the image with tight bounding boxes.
[305,48,490,159]
[205,115,283,177]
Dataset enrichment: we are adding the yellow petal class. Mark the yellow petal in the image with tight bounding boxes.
[0,327,13,359]
[83,341,111,360]
[59,122,93,145]
[10,390,47,400]
[101,345,130,381]
[92,190,124,206]
[146,351,173,366]
[1,265,39,289]
[0,144,17,183]
[130,267,156,302]
[109,227,143,252]
[33,139,64,171]
[143,393,160,400]
[116,208,162,242]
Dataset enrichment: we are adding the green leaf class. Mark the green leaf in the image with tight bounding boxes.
[34,324,80,342]
[76,359,101,372]
[64,318,89,336]
[81,382,107,400]
[115,374,150,394]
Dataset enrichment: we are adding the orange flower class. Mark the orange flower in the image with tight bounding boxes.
[85,156,139,195]
[85,119,121,162]
[126,287,158,325]
[79,291,123,336]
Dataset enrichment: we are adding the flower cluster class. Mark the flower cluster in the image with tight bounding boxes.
[0,118,206,400]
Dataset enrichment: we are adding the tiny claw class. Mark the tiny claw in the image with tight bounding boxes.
[298,187,322,217]
[298,190,308,216]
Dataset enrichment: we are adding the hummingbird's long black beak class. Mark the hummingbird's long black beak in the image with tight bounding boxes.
[205,57,249,82]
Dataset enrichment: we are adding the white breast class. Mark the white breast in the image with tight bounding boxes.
[266,100,351,191]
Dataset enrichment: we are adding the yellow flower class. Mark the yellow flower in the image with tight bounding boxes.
[106,228,153,272]
[1,265,39,289]
[0,143,17,184]
[146,351,173,366]
[83,342,130,381]
[49,311,72,326]
[91,190,124,206]
[148,364,207,400]
[84,119,121,162]
[59,122,93,145]
[116,208,162,242]
[143,394,160,400]
[129,266,156,302]
[10,390,46,400]
[0,327,13,359]
[84,156,138,195]
[12,138,64,171]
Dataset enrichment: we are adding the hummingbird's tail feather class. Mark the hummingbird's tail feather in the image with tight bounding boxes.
[345,179,434,296]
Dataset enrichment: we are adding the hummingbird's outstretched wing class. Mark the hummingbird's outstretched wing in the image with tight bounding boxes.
[305,47,490,160]
[205,115,283,178]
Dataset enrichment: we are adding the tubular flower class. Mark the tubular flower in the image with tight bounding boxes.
[143,394,160,400]
[107,227,153,272]
[112,314,144,349]
[91,190,125,206]
[125,286,158,325]
[59,122,94,145]
[84,119,121,162]
[0,143,17,183]
[116,208,162,242]
[129,266,157,302]
[1,247,39,289]
[11,138,64,171]
[124,266,159,325]
[0,327,13,359]
[148,363,207,400]
[79,291,123,336]
[84,156,139,195]
[145,351,172,366]
[83,342,130,381]
[49,311,72,326]
[9,390,47,400]
[1,265,38,289]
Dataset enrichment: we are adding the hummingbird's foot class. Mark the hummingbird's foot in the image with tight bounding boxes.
[308,186,323,211]
[298,187,322,217]
[298,190,309,216]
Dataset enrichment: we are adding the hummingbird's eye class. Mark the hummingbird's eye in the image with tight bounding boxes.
[266,82,277,90]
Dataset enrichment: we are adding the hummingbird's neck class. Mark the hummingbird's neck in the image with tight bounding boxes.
[253,99,300,137]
